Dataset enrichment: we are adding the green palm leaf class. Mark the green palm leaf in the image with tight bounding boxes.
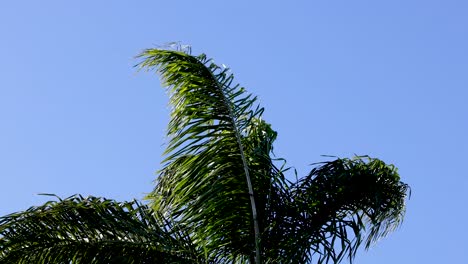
[138,48,268,263]
[266,156,409,263]
[0,195,200,263]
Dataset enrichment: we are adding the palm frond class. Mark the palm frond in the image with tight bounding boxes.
[0,195,200,263]
[138,48,267,262]
[272,156,409,264]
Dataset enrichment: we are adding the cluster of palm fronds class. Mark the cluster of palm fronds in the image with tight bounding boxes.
[0,46,409,264]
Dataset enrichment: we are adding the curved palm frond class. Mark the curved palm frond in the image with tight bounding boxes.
[0,195,201,264]
[138,48,268,262]
[268,156,409,264]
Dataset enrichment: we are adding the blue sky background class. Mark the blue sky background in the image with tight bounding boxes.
[1,1,467,263]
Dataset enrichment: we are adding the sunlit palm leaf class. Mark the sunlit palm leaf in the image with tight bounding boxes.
[138,48,268,262]
[0,195,200,263]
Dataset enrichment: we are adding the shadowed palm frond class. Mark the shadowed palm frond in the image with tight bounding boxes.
[0,195,201,264]
[266,156,409,264]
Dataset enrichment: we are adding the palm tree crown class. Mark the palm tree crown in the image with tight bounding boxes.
[0,46,410,264]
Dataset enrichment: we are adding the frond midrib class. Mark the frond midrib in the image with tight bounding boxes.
[202,60,261,264]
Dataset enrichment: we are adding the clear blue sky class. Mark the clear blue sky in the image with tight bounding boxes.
[1,1,467,263]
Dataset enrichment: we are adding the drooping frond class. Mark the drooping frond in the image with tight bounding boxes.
[271,156,409,264]
[138,48,268,262]
[0,195,201,264]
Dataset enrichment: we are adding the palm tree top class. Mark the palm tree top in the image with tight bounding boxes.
[0,46,410,264]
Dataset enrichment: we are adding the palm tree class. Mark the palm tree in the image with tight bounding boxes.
[0,46,410,264]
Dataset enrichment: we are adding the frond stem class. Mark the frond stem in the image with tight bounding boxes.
[205,64,261,264]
